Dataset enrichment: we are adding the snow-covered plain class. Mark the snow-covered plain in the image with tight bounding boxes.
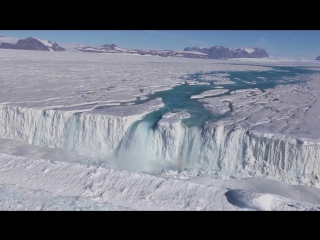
[1,49,320,210]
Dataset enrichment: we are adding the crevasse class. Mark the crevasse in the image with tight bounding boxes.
[0,104,320,187]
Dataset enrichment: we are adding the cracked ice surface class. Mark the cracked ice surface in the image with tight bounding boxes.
[200,74,320,140]
[198,73,236,84]
[0,49,270,109]
[0,49,271,161]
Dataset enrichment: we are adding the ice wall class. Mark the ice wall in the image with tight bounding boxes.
[199,124,320,187]
[0,104,141,158]
[1,104,320,187]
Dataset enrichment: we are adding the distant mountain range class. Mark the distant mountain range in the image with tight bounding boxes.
[68,43,212,58]
[0,36,65,51]
[67,43,269,59]
[0,35,271,59]
[183,46,269,59]
[316,56,320,61]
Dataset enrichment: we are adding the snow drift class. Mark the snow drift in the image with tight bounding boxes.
[1,152,320,211]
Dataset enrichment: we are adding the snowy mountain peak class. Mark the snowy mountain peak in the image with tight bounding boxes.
[238,47,255,54]
[0,36,65,51]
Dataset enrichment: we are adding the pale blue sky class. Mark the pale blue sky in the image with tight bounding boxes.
[1,30,320,59]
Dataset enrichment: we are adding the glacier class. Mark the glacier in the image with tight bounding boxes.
[1,72,320,187]
[1,49,320,210]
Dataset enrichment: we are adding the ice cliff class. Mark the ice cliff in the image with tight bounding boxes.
[1,102,320,187]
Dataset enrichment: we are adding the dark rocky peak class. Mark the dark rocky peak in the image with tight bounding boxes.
[0,36,65,51]
[17,37,48,50]
[101,44,117,49]
[316,56,320,60]
[184,46,204,51]
[103,43,117,47]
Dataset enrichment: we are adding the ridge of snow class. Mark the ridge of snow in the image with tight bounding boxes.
[35,38,53,48]
[177,50,207,55]
[242,48,255,53]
